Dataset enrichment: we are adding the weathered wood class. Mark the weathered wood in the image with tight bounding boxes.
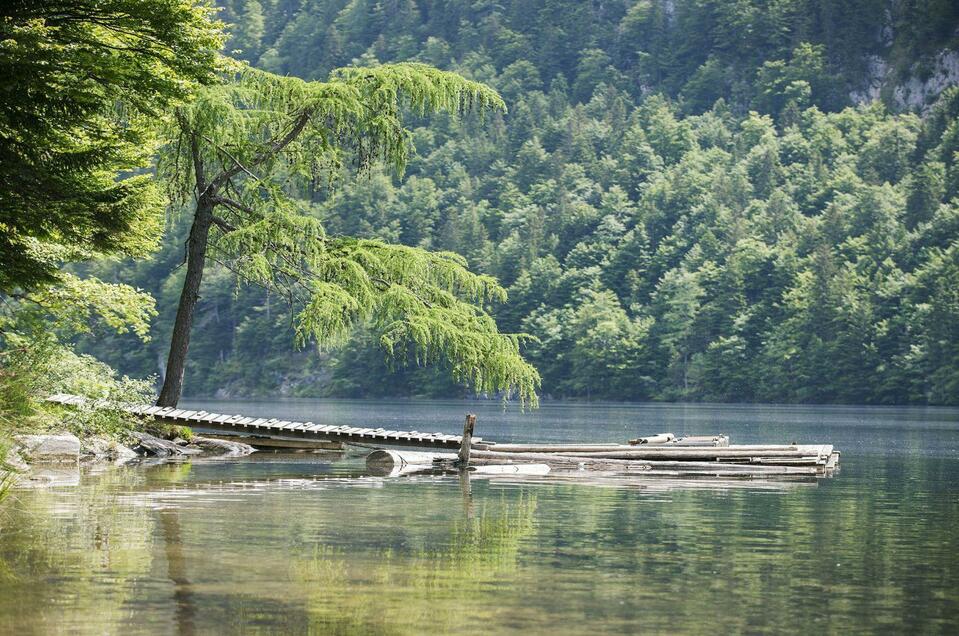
[458,414,476,465]
[628,433,675,444]
[485,444,831,461]
[534,448,832,461]
[489,443,818,453]
[203,435,344,450]
[469,450,823,474]
[671,435,730,447]
[486,444,639,453]
[44,395,839,474]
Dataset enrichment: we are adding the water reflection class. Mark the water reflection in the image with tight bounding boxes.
[0,402,957,633]
[160,509,197,636]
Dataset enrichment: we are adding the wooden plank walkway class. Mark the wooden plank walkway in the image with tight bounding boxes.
[44,394,840,477]
[45,394,478,450]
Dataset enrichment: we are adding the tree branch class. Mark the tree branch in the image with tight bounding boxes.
[213,109,314,188]
[201,133,263,183]
[212,195,257,216]
[211,216,236,233]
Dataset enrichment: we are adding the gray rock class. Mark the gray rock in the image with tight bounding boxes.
[82,436,138,465]
[191,436,256,457]
[4,445,28,472]
[131,431,202,457]
[14,433,81,464]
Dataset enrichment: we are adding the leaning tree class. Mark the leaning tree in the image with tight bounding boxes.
[156,62,540,407]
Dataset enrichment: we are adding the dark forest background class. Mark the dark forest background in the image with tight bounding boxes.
[77,0,959,404]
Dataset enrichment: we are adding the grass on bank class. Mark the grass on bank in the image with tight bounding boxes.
[0,337,155,449]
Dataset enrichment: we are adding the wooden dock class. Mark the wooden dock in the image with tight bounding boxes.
[46,394,840,478]
[46,394,479,450]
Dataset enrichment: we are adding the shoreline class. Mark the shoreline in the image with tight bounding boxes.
[2,430,255,489]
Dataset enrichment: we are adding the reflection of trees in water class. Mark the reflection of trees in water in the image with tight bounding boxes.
[0,464,156,631]
[1,457,959,633]
[290,492,537,634]
[160,509,196,636]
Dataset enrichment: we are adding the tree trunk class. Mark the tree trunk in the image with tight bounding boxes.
[157,197,214,407]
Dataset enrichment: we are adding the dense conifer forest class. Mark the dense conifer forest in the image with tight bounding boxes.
[74,1,959,404]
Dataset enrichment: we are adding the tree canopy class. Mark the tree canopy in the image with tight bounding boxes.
[0,0,223,291]
[73,1,959,406]
[154,62,539,406]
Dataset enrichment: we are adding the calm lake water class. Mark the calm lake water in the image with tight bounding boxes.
[2,399,958,634]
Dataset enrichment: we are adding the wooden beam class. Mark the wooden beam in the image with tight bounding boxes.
[458,413,476,465]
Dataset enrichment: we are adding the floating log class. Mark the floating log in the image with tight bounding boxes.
[483,444,833,462]
[629,433,675,444]
[365,449,550,477]
[469,450,824,475]
[488,443,825,453]
[486,444,640,453]
[531,447,833,461]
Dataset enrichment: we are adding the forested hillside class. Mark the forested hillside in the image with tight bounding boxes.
[77,0,959,404]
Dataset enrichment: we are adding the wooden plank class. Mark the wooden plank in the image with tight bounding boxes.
[458,414,476,464]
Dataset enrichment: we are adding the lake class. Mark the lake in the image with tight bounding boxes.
[1,399,958,634]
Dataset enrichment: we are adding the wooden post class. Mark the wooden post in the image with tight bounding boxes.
[458,413,476,466]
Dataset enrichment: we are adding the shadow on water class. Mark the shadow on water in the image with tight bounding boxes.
[160,509,197,636]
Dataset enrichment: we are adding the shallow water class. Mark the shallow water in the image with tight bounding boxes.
[1,399,958,634]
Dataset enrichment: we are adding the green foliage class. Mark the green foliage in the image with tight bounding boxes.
[70,1,959,406]
[0,0,224,292]
[158,61,538,405]
[1,335,153,439]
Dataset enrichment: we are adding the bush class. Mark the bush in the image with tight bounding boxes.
[0,337,154,441]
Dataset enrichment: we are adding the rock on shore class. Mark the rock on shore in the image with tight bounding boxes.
[14,433,81,464]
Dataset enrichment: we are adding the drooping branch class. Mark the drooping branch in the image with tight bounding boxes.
[156,62,537,406]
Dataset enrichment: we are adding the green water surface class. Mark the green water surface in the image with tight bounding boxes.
[1,400,957,634]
